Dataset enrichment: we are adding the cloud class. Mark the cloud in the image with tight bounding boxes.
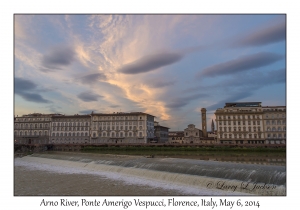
[185,68,286,94]
[232,21,286,47]
[146,78,176,88]
[197,52,284,78]
[206,91,254,111]
[77,91,103,102]
[119,52,183,74]
[41,45,75,71]
[15,77,51,103]
[79,109,96,115]
[76,73,107,84]
[109,105,120,108]
[166,93,208,109]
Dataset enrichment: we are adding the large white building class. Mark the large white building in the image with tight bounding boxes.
[215,102,286,145]
[90,112,155,144]
[50,114,91,144]
[215,102,265,145]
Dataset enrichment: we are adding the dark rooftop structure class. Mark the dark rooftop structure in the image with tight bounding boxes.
[224,102,262,108]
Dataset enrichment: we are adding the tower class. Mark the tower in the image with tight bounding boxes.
[211,119,215,133]
[201,108,207,138]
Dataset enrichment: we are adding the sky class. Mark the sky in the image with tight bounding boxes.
[14,14,286,131]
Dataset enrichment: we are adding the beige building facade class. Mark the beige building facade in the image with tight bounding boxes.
[215,102,265,145]
[90,112,155,144]
[262,106,286,144]
[168,131,184,144]
[14,113,52,144]
[215,102,286,145]
[184,124,202,143]
[50,114,91,144]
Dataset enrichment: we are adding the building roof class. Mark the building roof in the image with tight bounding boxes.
[224,102,262,108]
[91,112,155,117]
[51,114,90,118]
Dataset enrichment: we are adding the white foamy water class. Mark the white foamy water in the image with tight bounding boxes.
[14,154,286,196]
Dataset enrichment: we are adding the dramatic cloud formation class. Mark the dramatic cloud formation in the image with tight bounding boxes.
[119,52,183,74]
[15,78,51,103]
[14,15,286,130]
[77,91,103,102]
[197,52,284,78]
[41,45,75,72]
[232,21,286,47]
[77,73,107,84]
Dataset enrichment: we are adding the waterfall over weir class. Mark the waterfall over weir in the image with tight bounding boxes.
[15,153,286,196]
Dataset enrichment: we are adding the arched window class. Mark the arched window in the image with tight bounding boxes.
[272,127,276,131]
[112,133,115,137]
[81,132,83,136]
[35,124,37,128]
[93,133,96,137]
[278,127,282,131]
[39,131,42,136]
[40,124,42,128]
[25,131,27,136]
[20,131,23,136]
[14,131,17,136]
[69,133,71,136]
[34,131,37,136]
[85,132,88,136]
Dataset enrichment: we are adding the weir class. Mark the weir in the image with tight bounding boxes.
[15,153,286,196]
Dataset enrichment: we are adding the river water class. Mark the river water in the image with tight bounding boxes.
[14,152,286,196]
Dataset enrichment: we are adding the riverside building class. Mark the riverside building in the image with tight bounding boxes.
[262,106,286,144]
[184,124,202,144]
[168,131,185,144]
[215,102,265,145]
[90,112,155,144]
[50,114,91,144]
[215,102,286,145]
[14,113,52,144]
[154,121,169,143]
